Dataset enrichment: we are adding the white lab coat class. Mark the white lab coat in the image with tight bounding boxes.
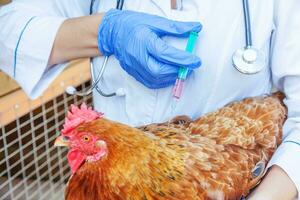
[1,0,300,197]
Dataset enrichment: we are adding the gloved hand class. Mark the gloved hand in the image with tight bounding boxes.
[98,9,202,89]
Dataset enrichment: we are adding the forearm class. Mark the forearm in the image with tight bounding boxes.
[48,13,104,66]
[247,165,297,200]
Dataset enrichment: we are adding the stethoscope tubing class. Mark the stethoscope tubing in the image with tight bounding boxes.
[116,0,125,10]
[88,0,125,97]
[67,0,124,97]
[242,0,252,47]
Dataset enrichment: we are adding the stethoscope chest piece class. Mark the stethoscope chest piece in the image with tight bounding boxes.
[232,0,267,75]
[232,47,266,74]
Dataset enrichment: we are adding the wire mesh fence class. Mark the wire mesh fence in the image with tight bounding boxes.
[0,81,92,200]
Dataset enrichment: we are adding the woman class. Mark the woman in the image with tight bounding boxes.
[0,0,299,199]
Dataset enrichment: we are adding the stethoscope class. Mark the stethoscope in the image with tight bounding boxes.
[66,0,267,97]
[232,0,266,74]
[66,0,126,97]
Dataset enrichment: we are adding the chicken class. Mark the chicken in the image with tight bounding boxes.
[54,92,286,200]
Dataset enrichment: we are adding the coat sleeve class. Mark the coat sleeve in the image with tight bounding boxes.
[268,0,300,198]
[0,0,91,99]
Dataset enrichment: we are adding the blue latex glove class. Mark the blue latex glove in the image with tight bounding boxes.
[98,9,202,89]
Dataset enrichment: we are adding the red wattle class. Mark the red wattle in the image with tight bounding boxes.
[67,149,86,174]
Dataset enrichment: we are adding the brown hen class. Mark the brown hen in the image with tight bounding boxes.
[54,92,286,200]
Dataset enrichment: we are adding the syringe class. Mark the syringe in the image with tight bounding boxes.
[172,31,198,99]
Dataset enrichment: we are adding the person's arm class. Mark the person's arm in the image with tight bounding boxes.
[248,0,300,199]
[0,0,93,99]
[247,166,297,200]
[48,13,104,66]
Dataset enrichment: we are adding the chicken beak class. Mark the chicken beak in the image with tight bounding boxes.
[54,136,70,147]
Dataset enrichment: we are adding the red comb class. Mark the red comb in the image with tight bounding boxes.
[61,103,103,135]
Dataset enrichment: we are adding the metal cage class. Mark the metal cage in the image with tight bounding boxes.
[0,60,92,200]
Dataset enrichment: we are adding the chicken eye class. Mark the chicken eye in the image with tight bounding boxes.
[82,135,90,142]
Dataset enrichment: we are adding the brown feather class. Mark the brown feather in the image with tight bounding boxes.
[64,92,286,200]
